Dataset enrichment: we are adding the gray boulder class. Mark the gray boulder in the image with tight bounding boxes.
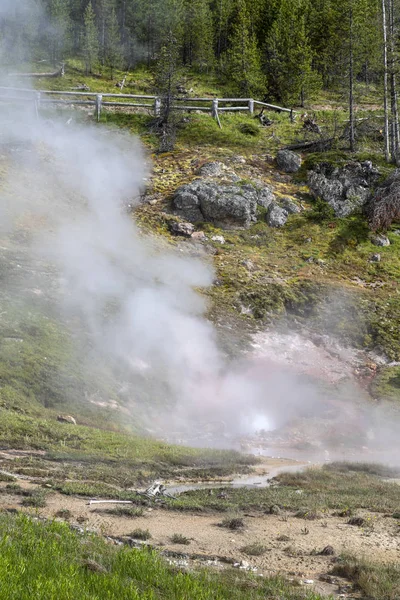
[266,203,288,228]
[308,161,380,217]
[173,180,279,229]
[257,185,275,209]
[276,149,302,173]
[173,180,258,228]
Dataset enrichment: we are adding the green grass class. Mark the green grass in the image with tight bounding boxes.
[165,465,400,515]
[332,554,400,600]
[0,513,327,600]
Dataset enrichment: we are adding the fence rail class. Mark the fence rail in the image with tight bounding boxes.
[0,86,296,126]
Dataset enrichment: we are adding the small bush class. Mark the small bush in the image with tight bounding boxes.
[218,517,245,530]
[21,491,47,508]
[276,534,291,542]
[295,508,322,520]
[238,122,260,137]
[55,509,72,520]
[129,528,152,541]
[170,533,191,545]
[100,506,144,518]
[241,543,267,556]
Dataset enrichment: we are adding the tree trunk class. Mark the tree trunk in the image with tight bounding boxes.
[389,0,400,162]
[382,0,390,162]
[349,5,355,152]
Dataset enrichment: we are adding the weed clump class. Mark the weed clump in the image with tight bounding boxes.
[99,506,144,518]
[218,517,245,530]
[129,528,152,541]
[241,543,267,556]
[21,491,47,508]
[170,533,191,545]
[55,509,72,520]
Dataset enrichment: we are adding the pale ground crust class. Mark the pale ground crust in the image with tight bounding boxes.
[0,456,398,598]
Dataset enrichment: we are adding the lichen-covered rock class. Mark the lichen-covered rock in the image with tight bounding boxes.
[308,161,380,217]
[266,203,288,227]
[276,149,302,173]
[173,180,257,228]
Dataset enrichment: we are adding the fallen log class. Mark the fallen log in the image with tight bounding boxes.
[8,64,65,78]
[285,137,334,152]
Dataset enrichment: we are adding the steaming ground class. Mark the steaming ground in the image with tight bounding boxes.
[1,111,400,467]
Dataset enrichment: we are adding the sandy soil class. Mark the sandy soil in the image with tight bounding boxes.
[1,457,398,598]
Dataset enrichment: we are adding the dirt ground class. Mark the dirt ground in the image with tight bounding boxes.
[1,457,399,599]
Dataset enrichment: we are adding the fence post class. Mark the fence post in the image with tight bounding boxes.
[248,99,254,115]
[211,98,218,118]
[95,94,103,122]
[154,97,161,117]
[211,98,222,129]
[290,108,294,123]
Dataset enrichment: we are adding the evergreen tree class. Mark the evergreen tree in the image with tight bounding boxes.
[83,1,99,74]
[182,0,214,70]
[224,0,265,96]
[265,0,321,105]
[47,0,71,66]
[105,8,122,77]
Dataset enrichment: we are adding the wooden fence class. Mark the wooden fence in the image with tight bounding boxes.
[0,86,296,126]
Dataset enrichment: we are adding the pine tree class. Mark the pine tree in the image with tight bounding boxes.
[182,0,214,70]
[47,0,71,66]
[105,8,122,77]
[224,0,265,96]
[265,0,321,105]
[83,1,99,74]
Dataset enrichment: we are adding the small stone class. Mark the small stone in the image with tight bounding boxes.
[241,259,255,271]
[82,559,107,574]
[211,235,225,244]
[196,161,226,177]
[302,579,314,585]
[57,415,76,425]
[269,504,281,515]
[169,221,194,237]
[319,545,335,556]
[240,560,250,569]
[370,253,381,262]
[191,231,206,241]
[371,234,390,247]
[281,197,301,214]
[149,199,158,206]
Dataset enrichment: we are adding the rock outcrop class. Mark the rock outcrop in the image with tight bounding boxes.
[173,180,258,228]
[308,161,380,217]
[172,166,299,229]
